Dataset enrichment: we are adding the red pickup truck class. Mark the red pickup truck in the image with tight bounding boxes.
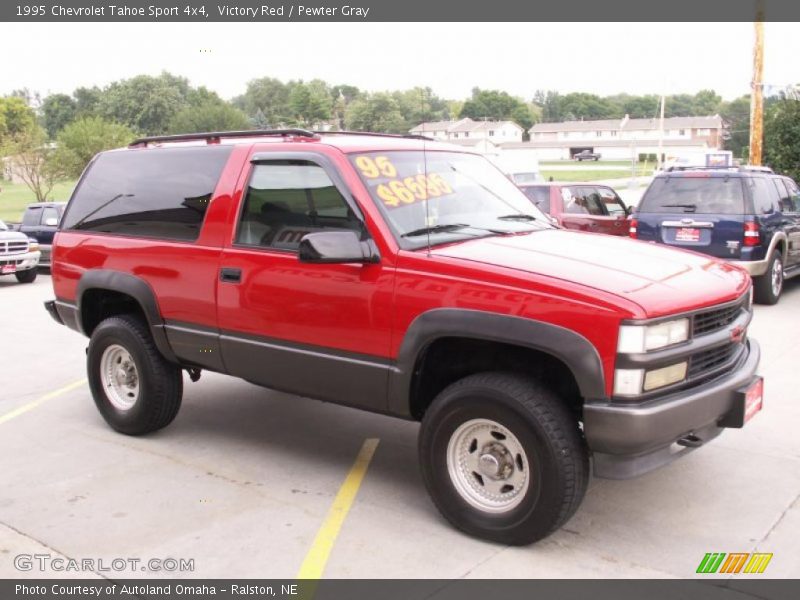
[45,130,762,545]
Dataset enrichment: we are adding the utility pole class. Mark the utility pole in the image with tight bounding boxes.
[749,1,765,165]
[657,95,665,171]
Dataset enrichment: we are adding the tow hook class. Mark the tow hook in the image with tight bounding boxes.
[186,367,202,382]
[677,434,703,448]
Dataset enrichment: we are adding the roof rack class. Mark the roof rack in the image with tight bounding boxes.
[128,129,318,148]
[313,130,434,141]
[666,165,774,174]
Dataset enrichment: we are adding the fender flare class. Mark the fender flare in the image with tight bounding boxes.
[76,269,178,363]
[387,308,607,417]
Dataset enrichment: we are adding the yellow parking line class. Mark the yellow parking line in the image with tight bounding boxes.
[296,438,380,579]
[0,379,87,425]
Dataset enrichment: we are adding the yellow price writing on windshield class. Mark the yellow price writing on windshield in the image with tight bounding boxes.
[355,155,397,179]
[375,173,454,208]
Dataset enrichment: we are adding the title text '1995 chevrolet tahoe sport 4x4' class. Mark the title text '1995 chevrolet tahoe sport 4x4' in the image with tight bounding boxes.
[45,129,762,545]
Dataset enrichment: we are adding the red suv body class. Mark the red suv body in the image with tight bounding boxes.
[519,182,631,236]
[45,131,762,545]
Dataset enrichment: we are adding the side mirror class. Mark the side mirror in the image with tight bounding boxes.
[44,217,58,227]
[298,231,380,264]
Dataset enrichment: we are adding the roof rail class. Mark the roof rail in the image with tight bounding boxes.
[313,130,434,141]
[665,165,774,174]
[128,129,318,148]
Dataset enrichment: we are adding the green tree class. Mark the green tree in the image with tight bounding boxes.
[393,87,450,130]
[460,88,532,127]
[692,89,722,115]
[168,101,251,134]
[1,126,61,202]
[345,93,406,133]
[233,77,291,126]
[764,98,800,180]
[96,72,193,135]
[53,116,135,178]
[533,90,563,123]
[287,79,332,126]
[0,96,36,140]
[720,95,751,158]
[41,94,78,138]
[558,93,615,121]
[73,86,103,116]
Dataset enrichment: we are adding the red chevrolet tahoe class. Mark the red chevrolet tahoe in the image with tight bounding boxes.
[45,130,762,545]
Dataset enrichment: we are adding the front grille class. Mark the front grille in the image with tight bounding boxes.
[692,298,745,337]
[0,259,21,267]
[0,240,29,256]
[688,343,740,378]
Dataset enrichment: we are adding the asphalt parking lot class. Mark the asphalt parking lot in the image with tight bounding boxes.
[1,273,798,580]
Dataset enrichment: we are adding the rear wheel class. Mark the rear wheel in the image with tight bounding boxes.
[754,250,783,305]
[419,372,589,545]
[15,268,37,283]
[87,315,183,435]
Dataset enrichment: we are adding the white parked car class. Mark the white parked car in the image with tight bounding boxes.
[0,219,40,283]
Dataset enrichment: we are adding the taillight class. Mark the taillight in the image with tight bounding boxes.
[629,218,638,239]
[743,222,760,247]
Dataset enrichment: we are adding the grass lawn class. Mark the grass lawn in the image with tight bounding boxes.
[0,180,77,222]
[539,160,652,168]
[540,169,653,182]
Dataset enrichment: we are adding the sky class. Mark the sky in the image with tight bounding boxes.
[1,22,798,103]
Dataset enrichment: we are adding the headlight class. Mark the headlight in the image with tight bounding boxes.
[28,241,40,252]
[617,318,689,353]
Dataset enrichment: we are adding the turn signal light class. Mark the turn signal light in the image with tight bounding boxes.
[629,218,638,239]
[743,222,760,247]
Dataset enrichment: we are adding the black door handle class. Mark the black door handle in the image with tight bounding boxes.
[219,267,242,283]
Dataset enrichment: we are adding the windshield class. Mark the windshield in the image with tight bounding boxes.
[639,176,745,215]
[350,151,551,248]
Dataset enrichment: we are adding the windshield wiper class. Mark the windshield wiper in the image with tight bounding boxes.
[497,214,537,221]
[660,203,697,212]
[402,223,472,238]
[402,223,512,238]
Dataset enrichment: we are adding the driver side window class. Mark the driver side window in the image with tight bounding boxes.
[236,160,361,251]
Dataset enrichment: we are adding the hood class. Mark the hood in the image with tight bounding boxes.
[0,230,29,241]
[430,230,749,318]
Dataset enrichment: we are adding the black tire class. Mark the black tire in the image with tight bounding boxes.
[15,268,37,283]
[419,372,589,545]
[753,250,783,305]
[87,314,183,435]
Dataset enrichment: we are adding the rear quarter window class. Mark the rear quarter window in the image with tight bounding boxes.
[638,176,745,215]
[62,146,233,241]
[520,186,550,212]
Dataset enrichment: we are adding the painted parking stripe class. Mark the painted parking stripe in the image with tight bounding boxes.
[0,379,87,425]
[297,438,380,579]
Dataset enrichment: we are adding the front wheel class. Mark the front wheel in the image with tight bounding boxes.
[419,372,589,545]
[753,250,783,305]
[15,268,37,283]
[87,314,183,435]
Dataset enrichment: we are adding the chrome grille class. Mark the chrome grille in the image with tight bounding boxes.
[692,298,745,337]
[0,239,29,256]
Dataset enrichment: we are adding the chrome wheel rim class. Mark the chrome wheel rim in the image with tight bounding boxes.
[446,418,530,513]
[771,258,783,297]
[100,344,139,411]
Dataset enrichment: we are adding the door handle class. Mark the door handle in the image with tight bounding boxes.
[219,267,242,283]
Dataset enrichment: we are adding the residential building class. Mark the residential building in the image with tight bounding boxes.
[410,118,524,143]
[524,115,724,160]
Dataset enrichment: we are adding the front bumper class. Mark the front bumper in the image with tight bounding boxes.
[728,258,769,277]
[0,250,41,273]
[584,338,761,479]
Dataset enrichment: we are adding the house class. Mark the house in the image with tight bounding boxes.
[410,118,524,143]
[524,115,724,160]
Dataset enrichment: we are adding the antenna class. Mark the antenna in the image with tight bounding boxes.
[421,88,432,256]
